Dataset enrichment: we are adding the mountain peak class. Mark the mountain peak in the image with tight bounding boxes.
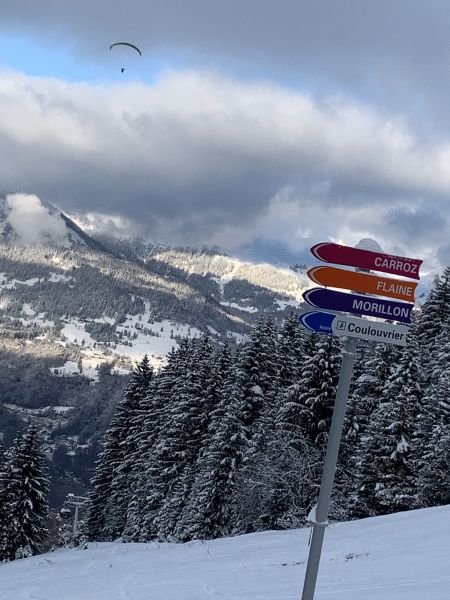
[0,193,94,248]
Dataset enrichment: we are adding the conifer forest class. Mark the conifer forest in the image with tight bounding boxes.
[85,269,450,544]
[1,267,449,558]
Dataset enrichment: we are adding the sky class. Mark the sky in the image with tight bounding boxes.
[1,1,450,271]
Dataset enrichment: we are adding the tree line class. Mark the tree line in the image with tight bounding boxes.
[86,269,450,542]
[1,268,449,560]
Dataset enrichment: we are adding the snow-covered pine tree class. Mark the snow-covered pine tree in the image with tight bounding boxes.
[2,426,49,560]
[340,342,401,497]
[244,317,280,456]
[415,343,450,507]
[344,343,399,445]
[175,364,248,540]
[127,340,192,541]
[86,355,153,540]
[235,318,287,533]
[122,375,165,541]
[276,330,315,437]
[416,412,450,508]
[153,336,215,541]
[173,342,232,540]
[180,319,279,539]
[416,267,450,379]
[277,333,341,447]
[0,441,13,561]
[277,311,306,389]
[102,355,154,539]
[352,326,423,517]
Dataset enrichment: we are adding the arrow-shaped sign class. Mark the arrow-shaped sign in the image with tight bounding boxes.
[299,310,334,334]
[299,310,409,346]
[302,287,413,323]
[311,243,422,280]
[307,266,417,302]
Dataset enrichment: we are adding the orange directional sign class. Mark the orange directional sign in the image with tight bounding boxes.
[307,266,417,302]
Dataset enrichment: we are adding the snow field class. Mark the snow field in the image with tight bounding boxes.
[1,505,449,600]
[0,273,40,289]
[220,301,259,313]
[274,298,302,310]
[54,305,205,378]
[0,271,73,289]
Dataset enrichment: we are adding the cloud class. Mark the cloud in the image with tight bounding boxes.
[5,193,67,245]
[0,68,449,269]
[2,1,450,135]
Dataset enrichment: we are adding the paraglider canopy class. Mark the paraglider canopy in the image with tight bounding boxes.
[109,42,142,56]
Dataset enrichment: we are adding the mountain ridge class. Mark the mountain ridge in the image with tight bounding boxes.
[0,196,307,504]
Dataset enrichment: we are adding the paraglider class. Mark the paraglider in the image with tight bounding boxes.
[109,42,142,73]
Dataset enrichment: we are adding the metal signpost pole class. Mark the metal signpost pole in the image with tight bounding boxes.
[300,336,357,600]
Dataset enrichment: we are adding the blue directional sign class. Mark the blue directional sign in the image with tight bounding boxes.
[299,310,409,346]
[299,311,335,334]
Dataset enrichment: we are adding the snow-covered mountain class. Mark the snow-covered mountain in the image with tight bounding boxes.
[1,504,449,600]
[0,196,309,501]
[0,197,308,378]
[0,194,91,248]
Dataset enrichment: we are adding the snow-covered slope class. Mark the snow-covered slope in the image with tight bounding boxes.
[1,505,449,600]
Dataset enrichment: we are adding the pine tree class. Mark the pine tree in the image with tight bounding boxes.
[173,343,232,539]
[179,319,281,539]
[104,355,154,538]
[2,427,49,560]
[340,342,400,483]
[86,355,153,540]
[417,420,450,507]
[233,319,283,534]
[122,376,162,540]
[353,329,422,516]
[125,340,192,540]
[415,359,450,507]
[278,333,341,447]
[153,336,215,540]
[177,371,248,540]
[416,268,450,379]
[0,442,12,561]
[278,312,305,389]
[245,318,280,456]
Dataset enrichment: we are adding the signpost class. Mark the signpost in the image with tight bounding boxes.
[311,242,422,279]
[299,240,421,600]
[299,311,408,346]
[307,266,417,302]
[303,287,413,323]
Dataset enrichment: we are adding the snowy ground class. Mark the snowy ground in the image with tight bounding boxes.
[1,505,449,600]
[55,303,205,376]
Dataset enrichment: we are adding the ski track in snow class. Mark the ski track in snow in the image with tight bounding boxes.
[1,505,450,600]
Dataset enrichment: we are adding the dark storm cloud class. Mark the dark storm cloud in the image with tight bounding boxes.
[384,206,447,245]
[2,3,450,268]
[2,1,450,134]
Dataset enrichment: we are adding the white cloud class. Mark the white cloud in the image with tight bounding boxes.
[1,68,449,266]
[5,193,67,245]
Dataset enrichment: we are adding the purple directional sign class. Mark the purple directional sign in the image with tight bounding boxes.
[302,287,413,324]
[299,311,335,334]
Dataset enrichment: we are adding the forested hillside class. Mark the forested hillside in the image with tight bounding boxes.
[0,204,309,506]
[87,269,450,542]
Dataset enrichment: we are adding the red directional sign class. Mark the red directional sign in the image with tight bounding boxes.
[311,243,422,280]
